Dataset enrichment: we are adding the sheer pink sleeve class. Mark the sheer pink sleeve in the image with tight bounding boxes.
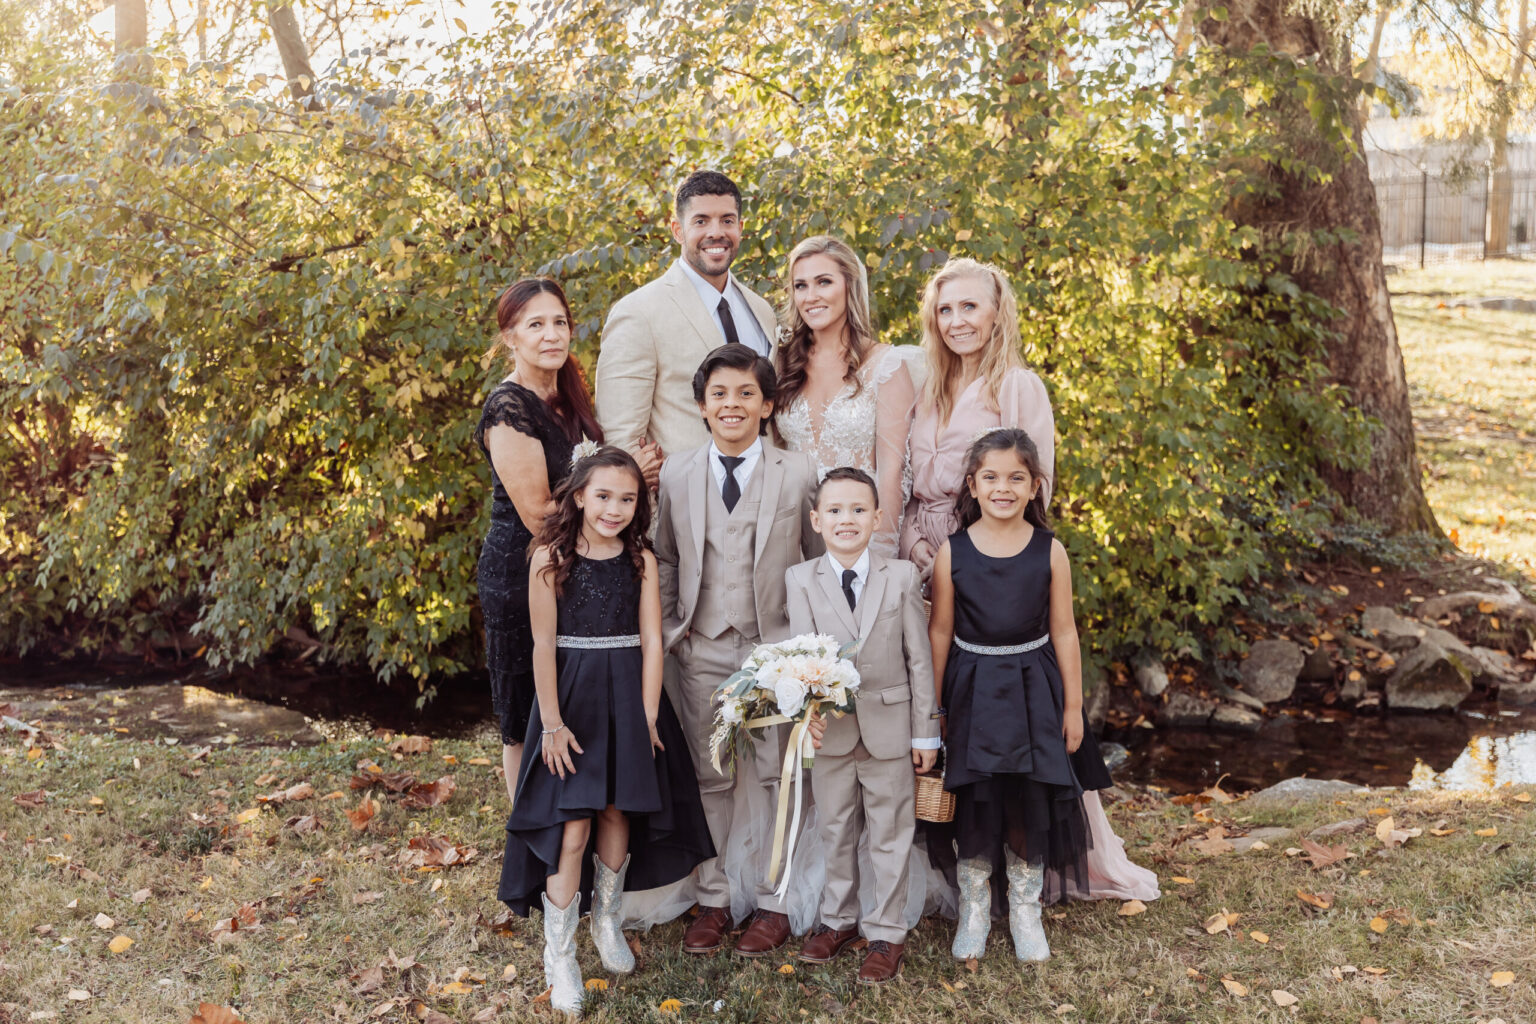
[871,350,916,558]
[998,368,1055,505]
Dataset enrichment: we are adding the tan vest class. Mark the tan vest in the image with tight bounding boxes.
[692,464,764,640]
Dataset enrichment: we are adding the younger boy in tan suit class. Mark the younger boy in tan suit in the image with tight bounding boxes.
[787,467,938,985]
[655,344,822,957]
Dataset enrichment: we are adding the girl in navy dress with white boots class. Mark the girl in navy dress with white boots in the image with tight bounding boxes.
[498,447,713,1015]
[927,427,1149,961]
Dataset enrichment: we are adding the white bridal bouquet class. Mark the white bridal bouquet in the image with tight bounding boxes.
[708,633,862,773]
[708,633,862,895]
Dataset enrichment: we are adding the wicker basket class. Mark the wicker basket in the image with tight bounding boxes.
[913,753,955,823]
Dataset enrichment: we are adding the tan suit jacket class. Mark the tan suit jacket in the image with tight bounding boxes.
[655,441,823,654]
[784,553,938,760]
[594,260,779,457]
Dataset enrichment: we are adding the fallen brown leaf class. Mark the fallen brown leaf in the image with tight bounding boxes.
[1119,899,1148,917]
[398,835,477,869]
[285,815,324,835]
[389,735,432,755]
[1374,816,1422,849]
[352,966,385,994]
[1296,889,1333,910]
[1203,909,1240,934]
[1300,838,1349,869]
[13,789,48,808]
[400,775,457,809]
[346,797,378,832]
[209,903,261,945]
[189,1003,246,1024]
[1220,976,1248,997]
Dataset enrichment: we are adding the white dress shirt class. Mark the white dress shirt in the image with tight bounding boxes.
[675,258,771,357]
[826,550,939,749]
[708,438,763,498]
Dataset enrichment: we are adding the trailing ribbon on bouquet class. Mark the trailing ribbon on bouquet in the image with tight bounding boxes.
[741,712,818,895]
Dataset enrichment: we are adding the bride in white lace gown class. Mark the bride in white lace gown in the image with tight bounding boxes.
[773,236,916,556]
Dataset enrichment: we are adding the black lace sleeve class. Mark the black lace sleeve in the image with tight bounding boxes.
[475,382,545,455]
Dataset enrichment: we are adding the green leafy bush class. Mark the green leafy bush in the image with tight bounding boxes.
[0,0,1366,683]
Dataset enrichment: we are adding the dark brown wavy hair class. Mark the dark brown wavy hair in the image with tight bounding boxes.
[955,428,1051,530]
[491,278,604,446]
[533,446,651,595]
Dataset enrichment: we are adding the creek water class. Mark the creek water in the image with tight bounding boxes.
[4,662,1536,796]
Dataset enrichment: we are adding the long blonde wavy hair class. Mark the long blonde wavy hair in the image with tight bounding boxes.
[918,257,1025,425]
[774,235,877,413]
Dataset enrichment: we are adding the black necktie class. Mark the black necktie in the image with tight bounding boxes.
[717,296,742,347]
[841,568,858,611]
[719,455,744,512]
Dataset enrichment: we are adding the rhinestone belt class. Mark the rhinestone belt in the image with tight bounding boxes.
[953,634,1049,656]
[557,634,642,649]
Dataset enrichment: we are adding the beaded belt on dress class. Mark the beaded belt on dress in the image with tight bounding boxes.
[556,634,641,649]
[953,634,1049,656]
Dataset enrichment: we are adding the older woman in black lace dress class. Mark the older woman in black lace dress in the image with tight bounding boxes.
[475,279,657,804]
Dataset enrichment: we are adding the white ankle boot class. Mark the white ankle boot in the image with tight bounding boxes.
[951,857,991,959]
[1005,849,1050,961]
[590,854,634,974]
[541,891,584,1014]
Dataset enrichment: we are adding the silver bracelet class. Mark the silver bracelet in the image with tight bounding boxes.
[541,723,566,737]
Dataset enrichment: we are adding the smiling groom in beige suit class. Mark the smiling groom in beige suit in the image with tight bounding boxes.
[595,170,778,460]
[786,467,938,986]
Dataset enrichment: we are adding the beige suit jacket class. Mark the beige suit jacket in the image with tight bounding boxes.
[784,553,939,760]
[594,260,779,458]
[654,441,823,654]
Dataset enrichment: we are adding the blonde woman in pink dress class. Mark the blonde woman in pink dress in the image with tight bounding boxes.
[775,235,915,558]
[901,257,1055,581]
[903,257,1158,908]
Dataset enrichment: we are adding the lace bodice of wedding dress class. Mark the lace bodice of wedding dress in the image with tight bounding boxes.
[776,346,916,557]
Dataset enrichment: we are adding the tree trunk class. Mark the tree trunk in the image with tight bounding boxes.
[115,0,147,51]
[1484,0,1532,257]
[269,1,323,109]
[115,0,151,77]
[1356,2,1390,122]
[1200,0,1438,534]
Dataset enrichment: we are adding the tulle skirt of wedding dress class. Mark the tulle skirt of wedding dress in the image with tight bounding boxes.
[622,777,1158,930]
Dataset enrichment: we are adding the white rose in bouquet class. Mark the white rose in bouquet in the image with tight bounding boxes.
[773,676,809,718]
[721,700,745,725]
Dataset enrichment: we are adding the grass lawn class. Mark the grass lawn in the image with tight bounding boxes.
[3,726,1534,1023]
[1391,259,1536,577]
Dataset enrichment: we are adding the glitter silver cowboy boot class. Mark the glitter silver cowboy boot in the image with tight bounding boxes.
[951,857,992,959]
[1004,848,1050,962]
[590,854,635,974]
[541,891,585,1015]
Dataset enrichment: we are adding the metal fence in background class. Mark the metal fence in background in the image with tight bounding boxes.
[1375,170,1536,267]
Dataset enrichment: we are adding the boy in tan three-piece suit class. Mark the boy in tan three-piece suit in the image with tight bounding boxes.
[654,344,822,958]
[787,467,939,986]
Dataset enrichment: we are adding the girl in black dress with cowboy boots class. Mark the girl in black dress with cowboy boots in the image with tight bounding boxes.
[927,428,1143,962]
[497,447,712,1016]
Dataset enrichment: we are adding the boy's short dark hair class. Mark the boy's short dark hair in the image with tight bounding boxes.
[675,170,742,219]
[692,344,777,436]
[813,467,879,508]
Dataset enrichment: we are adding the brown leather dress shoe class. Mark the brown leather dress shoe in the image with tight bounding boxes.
[857,940,905,985]
[733,909,791,956]
[682,905,733,954]
[797,923,861,964]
